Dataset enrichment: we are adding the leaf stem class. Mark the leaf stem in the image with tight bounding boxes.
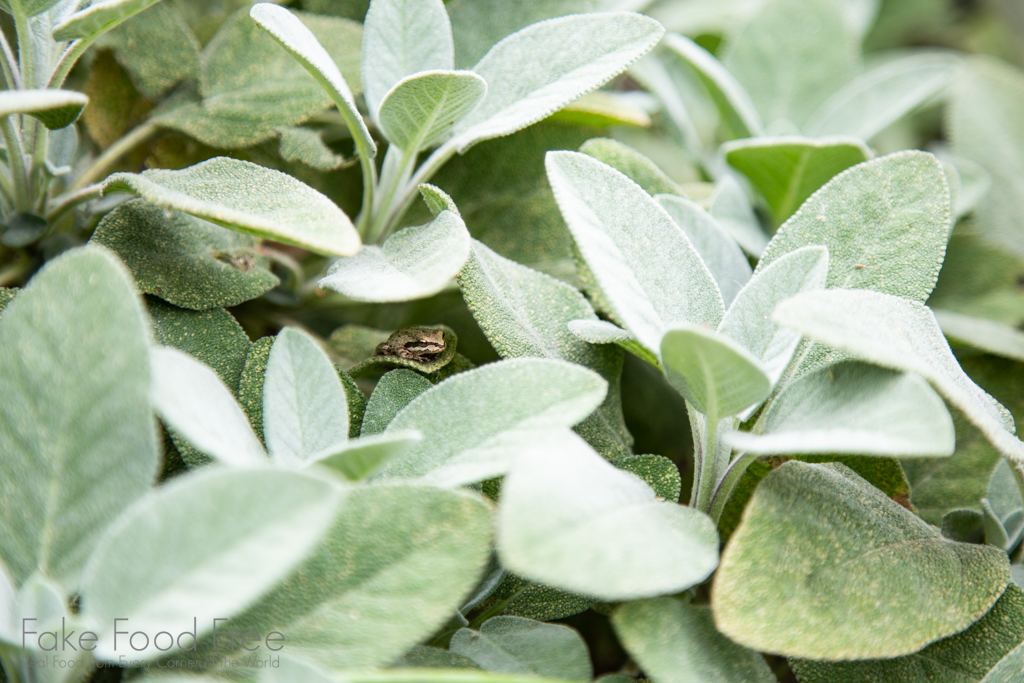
[69,120,159,192]
[694,414,721,512]
[378,138,458,238]
[0,27,22,90]
[45,182,103,222]
[365,145,413,244]
[46,38,90,89]
[13,12,33,89]
[1,116,31,211]
[707,452,757,524]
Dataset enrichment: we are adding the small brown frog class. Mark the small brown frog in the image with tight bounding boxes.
[374,327,446,361]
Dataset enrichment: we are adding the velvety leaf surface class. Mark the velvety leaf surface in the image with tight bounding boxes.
[81,467,340,660]
[949,57,1024,257]
[91,199,279,310]
[709,176,769,257]
[51,0,163,41]
[263,328,350,465]
[148,299,250,390]
[378,359,607,486]
[319,210,469,302]
[755,151,950,302]
[790,583,1024,682]
[153,9,362,149]
[250,3,375,160]
[656,195,751,307]
[724,136,872,225]
[613,454,682,503]
[150,346,267,467]
[310,431,421,480]
[0,247,157,587]
[181,486,492,671]
[712,461,1010,659]
[613,598,775,683]
[449,617,592,680]
[378,70,487,153]
[277,126,346,171]
[723,0,859,130]
[450,13,664,151]
[238,336,275,446]
[479,573,593,622]
[0,89,87,129]
[103,157,359,257]
[726,362,955,456]
[458,239,632,458]
[936,309,1024,363]
[983,642,1024,683]
[394,645,479,669]
[579,137,681,196]
[498,431,719,600]
[805,51,963,140]
[661,325,771,421]
[662,33,763,139]
[360,369,434,436]
[362,0,454,122]
[547,150,724,355]
[774,289,1024,463]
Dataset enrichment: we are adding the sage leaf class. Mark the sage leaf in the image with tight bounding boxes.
[394,646,479,669]
[51,0,163,42]
[612,598,775,683]
[0,89,87,129]
[708,175,769,257]
[0,246,157,587]
[182,486,492,670]
[615,454,683,503]
[790,583,1024,682]
[2,0,59,20]
[449,617,592,680]
[149,346,268,467]
[360,369,433,436]
[984,642,1024,683]
[250,3,376,161]
[547,150,724,356]
[774,289,1024,463]
[81,467,341,661]
[725,362,955,456]
[378,70,487,153]
[362,0,454,124]
[90,199,279,311]
[936,308,1024,363]
[277,126,346,171]
[662,33,763,139]
[148,300,251,391]
[755,151,950,302]
[723,0,859,130]
[656,194,751,306]
[805,51,963,140]
[948,57,1024,256]
[103,157,360,257]
[238,337,274,447]
[579,137,681,196]
[0,562,15,644]
[718,245,828,388]
[263,328,350,466]
[309,431,421,480]
[449,12,664,151]
[712,461,1010,659]
[319,210,470,302]
[660,325,771,422]
[458,239,632,458]
[499,431,719,600]
[723,136,872,225]
[378,358,607,486]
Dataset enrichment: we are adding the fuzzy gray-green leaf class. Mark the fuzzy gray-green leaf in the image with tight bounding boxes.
[319,210,469,302]
[91,199,279,311]
[310,431,420,480]
[360,369,434,436]
[449,616,592,681]
[613,598,775,683]
[51,0,163,41]
[0,89,87,129]
[148,299,251,391]
[755,151,950,302]
[579,137,681,196]
[0,247,157,588]
[103,157,359,257]
[458,239,632,458]
[378,70,487,153]
[712,461,1010,659]
[936,309,1024,363]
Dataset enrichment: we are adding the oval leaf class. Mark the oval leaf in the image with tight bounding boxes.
[725,362,955,456]
[102,157,360,257]
[0,89,87,129]
[264,327,350,465]
[546,150,724,355]
[378,358,608,486]
[661,324,771,421]
[754,150,950,302]
[309,430,421,480]
[451,13,664,151]
[449,616,593,681]
[319,210,470,302]
[0,246,157,587]
[379,70,487,153]
[712,461,1009,659]
[52,0,162,41]
[498,431,719,600]
[81,467,341,661]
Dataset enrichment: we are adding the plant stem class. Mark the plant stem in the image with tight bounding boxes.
[46,38,89,89]
[707,452,758,524]
[365,145,413,244]
[0,27,22,90]
[377,138,458,238]
[0,116,31,211]
[45,182,102,222]
[13,12,33,89]
[69,120,159,192]
[694,414,721,512]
